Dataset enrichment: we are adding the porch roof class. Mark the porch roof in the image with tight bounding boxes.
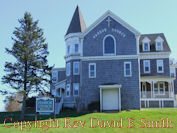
[141,76,175,83]
[99,83,122,89]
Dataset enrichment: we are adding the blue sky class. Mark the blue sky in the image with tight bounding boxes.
[0,0,177,111]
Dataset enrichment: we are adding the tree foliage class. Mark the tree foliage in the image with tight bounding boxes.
[1,12,52,119]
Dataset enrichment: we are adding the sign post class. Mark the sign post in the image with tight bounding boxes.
[36,97,55,121]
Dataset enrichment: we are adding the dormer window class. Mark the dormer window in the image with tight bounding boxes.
[142,37,150,52]
[156,42,163,51]
[143,42,150,51]
[155,36,164,51]
[52,71,58,82]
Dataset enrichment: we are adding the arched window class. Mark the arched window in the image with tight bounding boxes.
[103,35,116,55]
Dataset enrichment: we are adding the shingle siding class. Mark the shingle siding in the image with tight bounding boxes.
[140,58,170,76]
[66,60,81,98]
[83,17,137,57]
[80,59,140,110]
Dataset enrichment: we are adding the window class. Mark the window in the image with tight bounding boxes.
[103,35,116,55]
[143,42,150,51]
[67,45,70,55]
[154,84,158,94]
[124,62,132,77]
[52,71,58,82]
[154,82,165,95]
[73,62,79,75]
[170,67,176,77]
[157,60,164,73]
[143,60,150,73]
[156,42,163,51]
[66,84,70,97]
[74,44,79,53]
[66,63,71,76]
[73,83,79,96]
[89,63,96,78]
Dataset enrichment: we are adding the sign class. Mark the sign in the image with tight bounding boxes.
[36,97,54,113]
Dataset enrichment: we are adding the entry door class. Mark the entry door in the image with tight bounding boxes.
[102,89,119,110]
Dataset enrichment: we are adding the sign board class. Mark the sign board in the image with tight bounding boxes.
[36,97,54,113]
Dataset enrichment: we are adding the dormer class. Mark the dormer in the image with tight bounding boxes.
[52,71,58,83]
[155,36,164,51]
[142,37,151,52]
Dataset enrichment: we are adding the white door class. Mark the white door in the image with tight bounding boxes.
[102,89,119,110]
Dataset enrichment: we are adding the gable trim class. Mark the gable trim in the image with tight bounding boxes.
[83,10,140,36]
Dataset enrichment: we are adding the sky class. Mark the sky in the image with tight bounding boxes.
[0,0,177,111]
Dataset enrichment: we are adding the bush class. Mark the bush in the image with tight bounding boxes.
[88,101,100,112]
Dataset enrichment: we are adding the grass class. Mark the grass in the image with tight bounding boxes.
[0,108,177,133]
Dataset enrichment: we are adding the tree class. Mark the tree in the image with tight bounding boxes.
[5,93,23,112]
[1,12,52,120]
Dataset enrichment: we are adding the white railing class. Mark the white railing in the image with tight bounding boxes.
[141,91,174,99]
[55,97,63,114]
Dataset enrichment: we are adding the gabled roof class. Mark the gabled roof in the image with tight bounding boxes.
[139,33,171,52]
[65,6,87,36]
[83,10,140,36]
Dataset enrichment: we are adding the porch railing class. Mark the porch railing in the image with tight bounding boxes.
[141,91,174,99]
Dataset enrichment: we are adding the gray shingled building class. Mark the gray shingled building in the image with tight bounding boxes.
[50,6,177,114]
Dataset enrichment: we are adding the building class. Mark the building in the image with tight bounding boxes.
[50,6,177,113]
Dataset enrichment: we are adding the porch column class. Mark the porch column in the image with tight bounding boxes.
[172,81,175,98]
[151,81,154,98]
[100,88,102,112]
[168,82,171,98]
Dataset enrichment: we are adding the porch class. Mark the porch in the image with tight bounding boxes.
[140,76,175,108]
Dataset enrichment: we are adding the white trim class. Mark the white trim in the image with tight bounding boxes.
[142,82,147,98]
[89,63,96,78]
[154,82,165,95]
[99,84,122,89]
[118,87,121,111]
[65,55,139,62]
[52,71,58,83]
[141,98,175,101]
[73,62,80,75]
[140,52,170,59]
[155,36,164,51]
[66,62,71,76]
[143,60,150,73]
[73,83,79,97]
[140,76,175,83]
[99,84,122,111]
[83,10,140,36]
[66,84,70,97]
[170,67,176,77]
[65,33,83,40]
[156,42,163,51]
[142,37,151,52]
[82,55,138,61]
[136,35,140,55]
[103,34,116,55]
[124,62,132,77]
[54,79,66,89]
[157,60,164,73]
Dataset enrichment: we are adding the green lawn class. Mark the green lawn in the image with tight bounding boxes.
[0,108,177,133]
